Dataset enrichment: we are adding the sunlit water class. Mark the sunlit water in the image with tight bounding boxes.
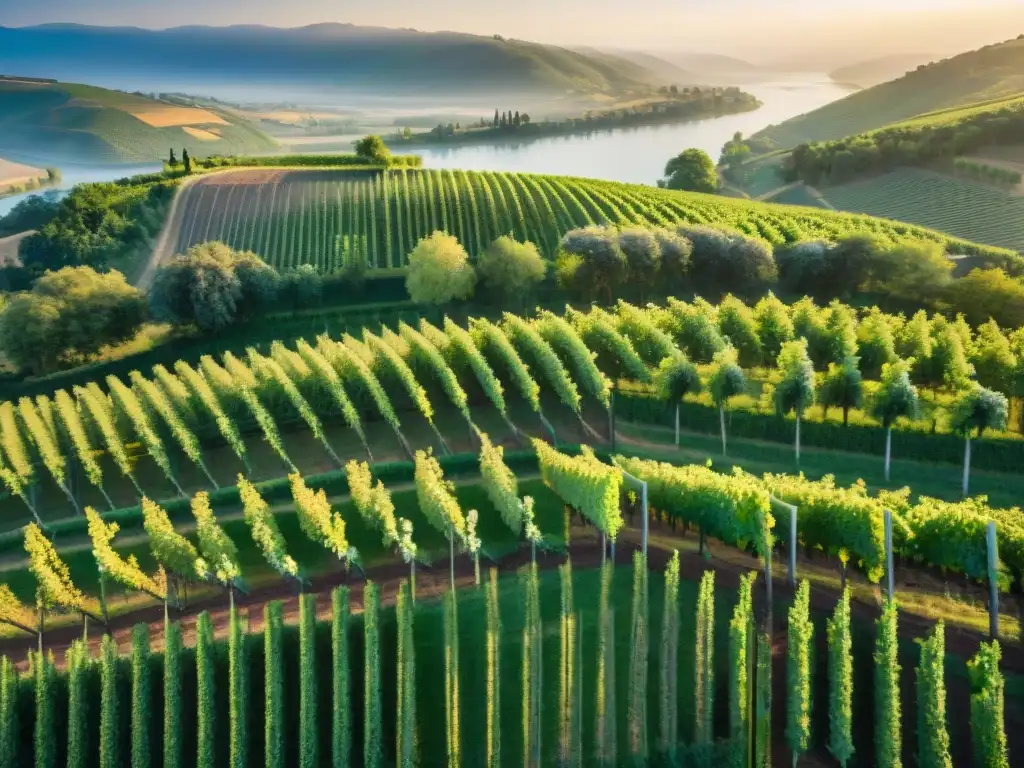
[0,76,851,217]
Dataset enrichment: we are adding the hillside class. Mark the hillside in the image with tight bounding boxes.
[158,167,1011,277]
[829,52,937,88]
[0,24,661,97]
[0,78,277,164]
[752,35,1024,149]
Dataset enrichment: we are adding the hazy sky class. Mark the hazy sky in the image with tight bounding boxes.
[2,0,1022,60]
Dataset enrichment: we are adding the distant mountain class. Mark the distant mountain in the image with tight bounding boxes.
[0,24,659,97]
[829,53,938,89]
[752,35,1024,150]
[0,77,275,165]
[578,48,695,83]
[650,52,766,83]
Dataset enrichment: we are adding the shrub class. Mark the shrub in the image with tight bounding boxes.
[406,232,476,305]
[476,236,546,304]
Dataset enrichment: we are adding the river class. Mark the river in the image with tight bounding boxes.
[0,75,851,216]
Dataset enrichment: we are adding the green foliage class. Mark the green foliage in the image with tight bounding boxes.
[196,611,216,768]
[754,292,795,361]
[264,601,284,768]
[131,625,151,768]
[820,355,864,425]
[664,297,726,363]
[100,634,119,768]
[775,339,816,416]
[663,148,718,193]
[34,650,56,768]
[476,235,546,302]
[728,572,755,768]
[658,552,680,759]
[916,622,952,768]
[396,580,417,768]
[535,441,624,539]
[484,570,501,768]
[405,232,476,305]
[65,642,89,768]
[444,589,462,768]
[0,656,15,768]
[786,581,813,761]
[557,227,627,302]
[364,582,382,768]
[694,570,715,746]
[522,563,542,768]
[871,358,920,427]
[874,602,902,768]
[968,641,1009,768]
[355,135,391,163]
[164,620,183,768]
[827,590,854,767]
[718,295,763,368]
[0,266,145,375]
[331,587,352,768]
[654,352,701,406]
[709,346,747,407]
[951,382,1009,437]
[228,606,247,768]
[754,632,772,768]
[557,561,581,768]
[299,593,318,768]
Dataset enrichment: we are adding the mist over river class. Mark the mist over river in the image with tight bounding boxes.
[0,75,851,216]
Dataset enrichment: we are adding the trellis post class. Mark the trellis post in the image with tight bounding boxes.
[884,509,895,603]
[987,520,999,639]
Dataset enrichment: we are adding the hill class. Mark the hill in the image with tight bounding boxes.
[751,35,1024,149]
[0,24,662,97]
[158,167,1011,276]
[0,78,277,165]
[829,53,937,88]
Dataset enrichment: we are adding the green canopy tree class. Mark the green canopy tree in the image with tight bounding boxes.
[951,383,1008,497]
[820,356,863,426]
[476,236,545,308]
[856,307,897,380]
[709,346,746,456]
[405,232,476,305]
[753,292,794,364]
[871,359,920,482]
[970,320,1017,394]
[354,135,391,163]
[662,148,718,193]
[775,340,816,466]
[718,295,762,368]
[654,352,701,446]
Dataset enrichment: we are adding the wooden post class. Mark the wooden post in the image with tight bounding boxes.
[789,504,797,588]
[987,520,999,639]
[609,393,616,452]
[884,509,895,603]
[640,480,648,557]
[674,403,680,447]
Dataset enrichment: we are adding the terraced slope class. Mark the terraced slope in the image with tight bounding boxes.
[165,167,1008,272]
[0,78,276,164]
[823,169,1024,251]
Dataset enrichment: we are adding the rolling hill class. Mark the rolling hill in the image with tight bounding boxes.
[751,35,1024,149]
[829,53,937,89]
[0,77,277,164]
[0,24,662,97]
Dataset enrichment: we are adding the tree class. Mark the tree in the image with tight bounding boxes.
[970,320,1017,394]
[514,110,521,126]
[476,236,546,306]
[493,109,499,127]
[871,359,920,481]
[681,226,776,298]
[951,383,1008,497]
[754,292,794,363]
[709,346,746,456]
[856,307,897,380]
[820,356,863,426]
[662,148,718,193]
[182,149,191,174]
[406,232,476,305]
[652,228,692,295]
[557,227,627,302]
[819,301,858,366]
[717,295,762,367]
[655,352,701,446]
[953,268,1024,329]
[617,228,661,298]
[354,135,391,163]
[775,340,816,466]
[0,266,145,374]
[169,148,177,165]
[918,318,973,392]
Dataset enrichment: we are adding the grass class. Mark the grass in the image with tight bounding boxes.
[822,168,1024,251]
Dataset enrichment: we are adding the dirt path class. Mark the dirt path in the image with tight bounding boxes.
[136,173,203,289]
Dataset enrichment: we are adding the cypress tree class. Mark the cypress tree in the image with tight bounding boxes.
[485,569,501,768]
[196,611,215,768]
[34,650,56,768]
[265,601,284,768]
[493,109,499,128]
[827,590,854,767]
[874,602,902,768]
[364,582,382,768]
[229,605,247,768]
[182,148,191,174]
[396,580,417,768]
[659,552,680,759]
[164,621,183,768]
[968,641,1009,768]
[916,622,952,768]
[169,148,177,165]
[66,642,88,768]
[444,589,462,768]
[694,570,715,745]
[100,635,119,768]
[131,625,152,768]
[0,656,18,768]
[729,572,756,768]
[627,552,649,762]
[331,587,351,768]
[299,594,318,768]
[594,562,616,767]
[787,581,813,767]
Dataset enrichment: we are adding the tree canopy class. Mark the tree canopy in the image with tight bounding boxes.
[354,135,391,163]
[476,236,546,303]
[662,149,718,193]
[405,232,476,305]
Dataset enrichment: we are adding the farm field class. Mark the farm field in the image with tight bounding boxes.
[0,79,277,164]
[822,168,1024,250]
[0,157,46,193]
[165,167,1008,272]
[761,183,828,208]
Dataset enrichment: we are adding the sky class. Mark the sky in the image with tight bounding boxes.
[2,0,1022,61]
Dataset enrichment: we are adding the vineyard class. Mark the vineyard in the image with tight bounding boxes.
[823,168,1024,251]
[0,436,1017,767]
[164,167,1008,272]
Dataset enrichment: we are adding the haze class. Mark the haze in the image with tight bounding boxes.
[3,0,1023,66]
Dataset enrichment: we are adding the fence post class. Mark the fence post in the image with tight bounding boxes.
[789,504,797,588]
[987,521,999,639]
[640,480,648,556]
[884,509,895,604]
